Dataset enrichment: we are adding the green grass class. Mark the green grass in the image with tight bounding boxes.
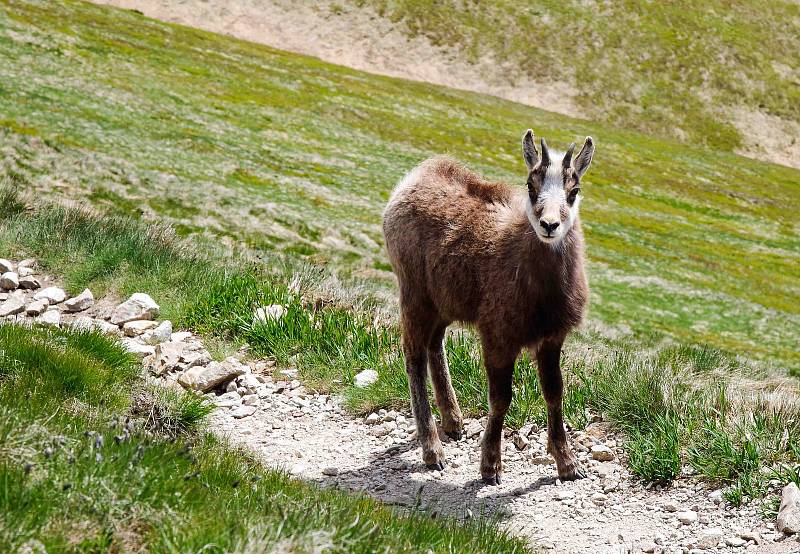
[0,0,799,374]
[357,0,800,152]
[0,323,530,553]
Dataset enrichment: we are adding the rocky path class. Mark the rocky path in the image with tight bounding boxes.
[2,257,799,553]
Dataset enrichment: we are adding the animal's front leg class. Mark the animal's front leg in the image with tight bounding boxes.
[536,339,586,481]
[480,359,514,485]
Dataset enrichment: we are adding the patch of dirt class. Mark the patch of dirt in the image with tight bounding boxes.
[91,0,583,119]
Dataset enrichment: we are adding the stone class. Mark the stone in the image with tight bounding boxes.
[37,309,61,326]
[725,536,746,547]
[123,320,159,336]
[214,392,241,408]
[120,338,155,358]
[662,501,680,513]
[253,304,286,324]
[365,413,381,425]
[697,528,724,549]
[591,444,615,461]
[64,288,94,312]
[354,368,379,388]
[143,320,172,345]
[17,266,34,277]
[231,405,257,419]
[25,299,49,316]
[591,493,608,505]
[465,420,483,438]
[556,489,576,501]
[170,331,193,342]
[177,359,247,392]
[110,293,160,325]
[18,276,41,290]
[242,394,259,406]
[0,271,19,290]
[17,258,35,268]
[34,286,67,304]
[738,531,761,544]
[151,341,211,375]
[0,295,25,317]
[676,511,698,525]
[777,482,800,534]
[708,489,724,504]
[0,259,13,273]
[322,466,339,476]
[513,434,529,450]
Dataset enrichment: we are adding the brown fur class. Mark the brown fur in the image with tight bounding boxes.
[382,155,589,483]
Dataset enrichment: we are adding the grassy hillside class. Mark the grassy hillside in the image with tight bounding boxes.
[358,0,800,153]
[1,0,799,374]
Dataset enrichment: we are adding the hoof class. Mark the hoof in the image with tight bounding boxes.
[444,428,463,441]
[481,473,502,486]
[558,464,587,481]
[426,461,445,471]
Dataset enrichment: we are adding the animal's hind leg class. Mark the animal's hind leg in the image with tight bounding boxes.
[401,307,445,470]
[428,324,463,440]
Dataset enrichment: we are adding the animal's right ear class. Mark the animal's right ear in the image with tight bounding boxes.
[522,129,539,171]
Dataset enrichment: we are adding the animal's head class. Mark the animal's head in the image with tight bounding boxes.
[521,130,595,246]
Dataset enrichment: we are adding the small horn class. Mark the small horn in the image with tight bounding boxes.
[539,138,550,166]
[563,142,576,169]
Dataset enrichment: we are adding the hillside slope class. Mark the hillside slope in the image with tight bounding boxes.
[1,0,799,374]
[93,0,800,168]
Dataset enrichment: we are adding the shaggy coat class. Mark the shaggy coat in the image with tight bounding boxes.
[383,134,593,484]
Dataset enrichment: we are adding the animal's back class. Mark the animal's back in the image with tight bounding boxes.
[383,157,523,320]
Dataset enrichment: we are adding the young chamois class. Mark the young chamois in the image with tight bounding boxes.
[382,130,594,484]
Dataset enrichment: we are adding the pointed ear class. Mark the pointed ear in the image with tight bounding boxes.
[574,136,594,178]
[522,129,539,171]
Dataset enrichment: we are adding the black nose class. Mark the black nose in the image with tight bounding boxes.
[539,220,560,234]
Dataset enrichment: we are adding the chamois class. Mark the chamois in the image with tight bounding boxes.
[382,130,594,484]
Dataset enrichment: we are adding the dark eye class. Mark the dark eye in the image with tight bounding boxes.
[567,188,580,204]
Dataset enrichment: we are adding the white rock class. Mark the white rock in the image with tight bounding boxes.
[214,392,241,408]
[242,394,259,406]
[120,338,155,358]
[18,276,41,290]
[71,316,119,334]
[110,293,159,325]
[64,288,94,312]
[0,272,19,290]
[465,420,483,438]
[0,295,25,317]
[591,444,615,461]
[143,320,172,345]
[37,309,61,326]
[708,489,724,504]
[123,320,159,336]
[725,536,746,547]
[34,286,67,304]
[513,434,529,450]
[17,266,34,277]
[25,299,49,316]
[231,405,257,418]
[253,304,286,324]
[322,466,339,476]
[777,482,800,534]
[354,368,379,388]
[177,359,247,392]
[170,331,193,342]
[697,528,724,549]
[0,259,13,273]
[676,511,698,525]
[365,413,381,425]
[557,489,576,501]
